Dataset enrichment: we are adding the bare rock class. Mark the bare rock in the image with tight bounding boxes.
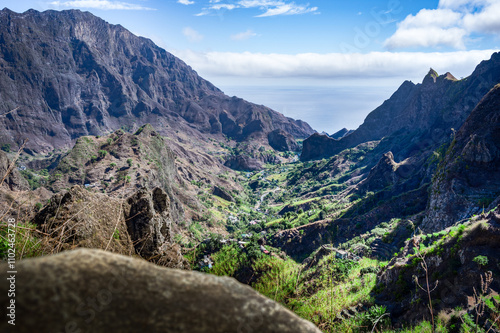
[33,185,134,255]
[360,151,399,192]
[224,155,263,171]
[212,185,234,202]
[124,187,175,258]
[0,150,29,191]
[32,185,188,268]
[0,249,321,333]
[267,129,299,152]
[0,8,313,154]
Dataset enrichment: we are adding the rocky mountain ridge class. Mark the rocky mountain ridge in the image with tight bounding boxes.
[0,8,313,155]
[423,83,500,231]
[301,54,500,162]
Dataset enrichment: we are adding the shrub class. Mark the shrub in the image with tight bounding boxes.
[473,255,489,267]
[1,143,11,152]
[98,150,108,158]
[126,158,133,167]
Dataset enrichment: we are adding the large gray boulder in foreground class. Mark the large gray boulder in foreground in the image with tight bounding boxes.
[0,249,321,333]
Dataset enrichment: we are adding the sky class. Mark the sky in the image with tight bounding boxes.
[3,0,500,133]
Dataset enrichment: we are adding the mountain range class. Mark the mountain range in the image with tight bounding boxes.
[1,7,500,333]
[0,8,312,156]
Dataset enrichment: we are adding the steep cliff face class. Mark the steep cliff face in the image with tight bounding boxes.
[0,8,313,153]
[422,84,500,232]
[301,54,500,161]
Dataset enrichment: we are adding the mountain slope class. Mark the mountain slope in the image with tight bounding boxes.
[423,84,500,231]
[0,8,313,154]
[301,54,500,161]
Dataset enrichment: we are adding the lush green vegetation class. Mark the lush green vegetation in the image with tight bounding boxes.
[0,222,44,260]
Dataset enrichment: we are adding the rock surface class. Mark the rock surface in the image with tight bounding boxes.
[267,129,299,152]
[0,249,321,333]
[124,187,174,258]
[224,155,263,171]
[0,8,313,154]
[212,185,234,202]
[359,152,399,192]
[0,150,28,191]
[33,185,187,267]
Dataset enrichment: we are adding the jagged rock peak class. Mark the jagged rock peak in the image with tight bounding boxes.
[423,68,439,84]
[444,72,457,81]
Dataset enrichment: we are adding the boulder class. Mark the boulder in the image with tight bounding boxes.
[124,187,173,257]
[0,249,321,333]
[33,185,134,255]
[33,185,187,268]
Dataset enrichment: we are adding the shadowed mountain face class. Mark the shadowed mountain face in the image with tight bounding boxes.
[301,54,500,161]
[0,8,313,153]
[423,84,500,231]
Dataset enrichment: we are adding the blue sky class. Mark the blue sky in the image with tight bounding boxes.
[4,0,500,132]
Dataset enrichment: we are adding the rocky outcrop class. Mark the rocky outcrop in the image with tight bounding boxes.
[0,8,313,154]
[212,186,234,202]
[33,185,187,267]
[423,84,500,232]
[50,124,185,219]
[301,54,500,161]
[360,152,399,192]
[267,129,299,152]
[0,150,28,191]
[377,211,500,325]
[224,155,263,171]
[0,249,321,333]
[124,187,174,258]
[33,185,134,254]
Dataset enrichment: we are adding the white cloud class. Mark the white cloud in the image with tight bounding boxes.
[230,29,257,40]
[171,49,497,81]
[177,0,195,5]
[438,0,491,10]
[256,4,317,17]
[182,27,204,42]
[397,9,462,29]
[385,27,467,50]
[211,4,237,10]
[196,0,318,17]
[385,0,500,49]
[462,2,500,33]
[49,0,156,10]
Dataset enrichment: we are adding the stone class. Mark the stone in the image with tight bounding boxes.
[0,249,322,333]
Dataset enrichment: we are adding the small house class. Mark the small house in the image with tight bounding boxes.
[335,250,349,260]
